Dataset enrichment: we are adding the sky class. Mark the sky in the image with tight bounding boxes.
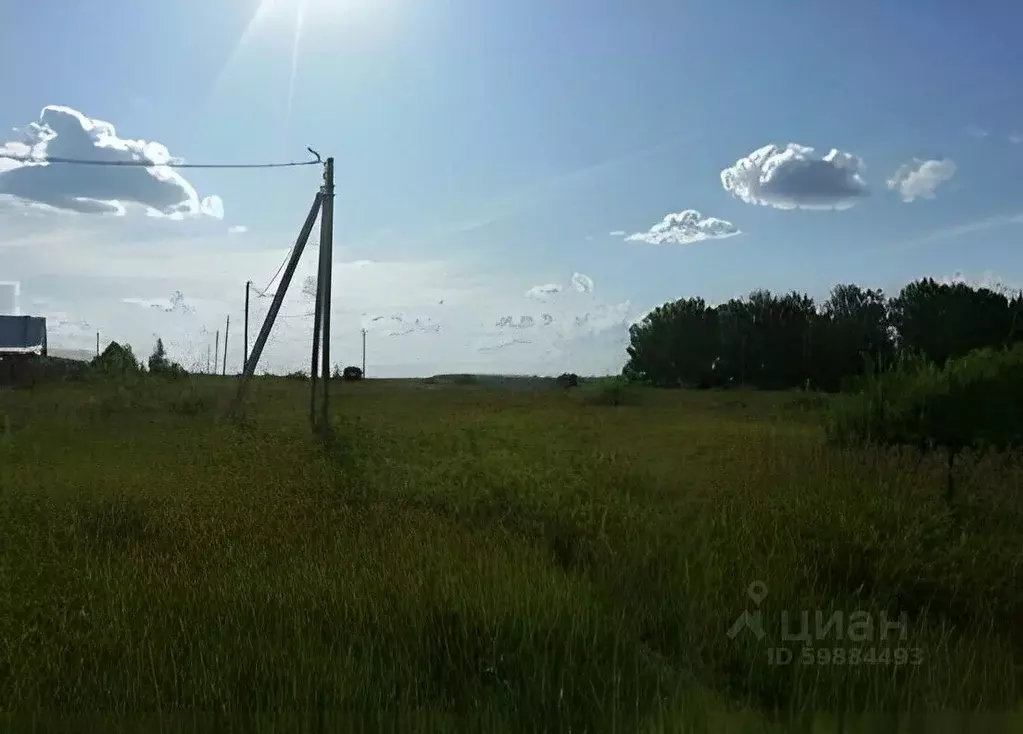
[3,0,1023,376]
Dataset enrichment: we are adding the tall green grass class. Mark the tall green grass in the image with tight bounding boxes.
[0,377,1021,730]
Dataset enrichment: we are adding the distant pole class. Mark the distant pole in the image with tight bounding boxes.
[223,315,230,376]
[207,344,211,374]
[95,332,99,358]
[319,157,335,435]
[362,328,366,377]
[214,330,220,376]
[243,280,251,371]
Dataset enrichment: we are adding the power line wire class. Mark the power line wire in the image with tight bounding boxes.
[0,147,323,170]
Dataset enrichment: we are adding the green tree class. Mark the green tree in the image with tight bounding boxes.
[624,298,718,387]
[889,278,1014,366]
[148,338,168,373]
[815,284,894,390]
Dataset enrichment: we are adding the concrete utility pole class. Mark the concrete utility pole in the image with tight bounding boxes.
[309,158,335,433]
[319,157,335,433]
[233,193,323,413]
[362,328,366,377]
[243,281,251,370]
[223,315,230,376]
[214,330,220,376]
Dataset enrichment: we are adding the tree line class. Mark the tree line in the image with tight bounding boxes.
[623,277,1023,391]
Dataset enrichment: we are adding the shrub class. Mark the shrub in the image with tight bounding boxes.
[342,366,364,381]
[556,372,579,389]
[827,344,1023,500]
[284,370,309,381]
[90,342,141,377]
[147,338,187,378]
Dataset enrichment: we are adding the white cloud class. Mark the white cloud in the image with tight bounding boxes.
[228,225,248,234]
[571,272,594,293]
[626,210,741,245]
[886,158,956,202]
[1009,134,1023,145]
[0,105,223,219]
[720,143,869,210]
[608,230,626,236]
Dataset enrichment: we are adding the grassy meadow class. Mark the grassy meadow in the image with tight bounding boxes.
[1,375,1022,731]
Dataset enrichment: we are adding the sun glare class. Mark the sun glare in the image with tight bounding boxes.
[208,0,392,130]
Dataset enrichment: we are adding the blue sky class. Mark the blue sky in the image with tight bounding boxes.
[2,0,1023,375]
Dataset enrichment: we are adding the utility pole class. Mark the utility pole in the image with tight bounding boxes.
[214,329,220,376]
[207,344,211,374]
[310,230,326,428]
[362,327,366,377]
[243,281,251,371]
[223,315,230,376]
[319,157,335,435]
[95,332,99,358]
[232,192,323,413]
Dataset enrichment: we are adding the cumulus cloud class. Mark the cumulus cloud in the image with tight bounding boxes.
[0,105,223,219]
[886,158,957,202]
[720,143,869,210]
[571,273,594,293]
[626,210,740,245]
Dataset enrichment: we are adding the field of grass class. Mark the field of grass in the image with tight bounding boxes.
[1,376,1022,731]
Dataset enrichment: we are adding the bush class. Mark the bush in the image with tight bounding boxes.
[827,344,1023,500]
[90,342,141,377]
[284,370,309,381]
[147,338,187,379]
[556,372,579,389]
[342,366,364,381]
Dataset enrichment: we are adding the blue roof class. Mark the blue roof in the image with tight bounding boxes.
[0,315,47,353]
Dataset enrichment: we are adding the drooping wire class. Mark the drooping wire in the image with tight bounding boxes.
[0,147,323,169]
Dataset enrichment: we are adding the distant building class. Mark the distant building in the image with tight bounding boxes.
[0,315,47,387]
